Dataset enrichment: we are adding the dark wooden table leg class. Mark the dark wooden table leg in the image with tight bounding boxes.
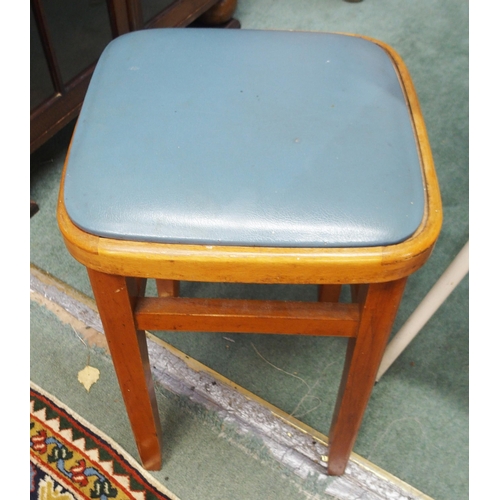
[87,269,163,470]
[327,278,407,475]
[194,0,240,28]
[31,200,40,217]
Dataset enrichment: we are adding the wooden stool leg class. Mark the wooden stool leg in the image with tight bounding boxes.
[156,279,180,297]
[318,285,342,302]
[87,268,163,470]
[327,278,407,475]
[350,284,361,303]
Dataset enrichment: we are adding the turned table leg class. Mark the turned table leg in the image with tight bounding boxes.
[196,0,240,28]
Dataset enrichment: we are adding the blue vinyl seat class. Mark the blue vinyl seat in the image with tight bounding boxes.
[64,29,425,248]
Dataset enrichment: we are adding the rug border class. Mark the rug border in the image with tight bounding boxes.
[30,380,181,500]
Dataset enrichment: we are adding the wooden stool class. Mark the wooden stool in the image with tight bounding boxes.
[57,29,441,476]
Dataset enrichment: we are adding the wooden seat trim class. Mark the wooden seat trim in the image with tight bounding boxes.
[58,194,440,284]
[57,36,441,284]
[134,296,360,336]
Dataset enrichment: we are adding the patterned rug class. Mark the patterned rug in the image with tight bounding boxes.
[30,382,178,500]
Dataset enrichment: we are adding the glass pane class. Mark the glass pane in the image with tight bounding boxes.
[40,0,113,83]
[141,0,177,26]
[31,6,55,110]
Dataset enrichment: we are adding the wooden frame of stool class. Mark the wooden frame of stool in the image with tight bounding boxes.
[57,37,442,476]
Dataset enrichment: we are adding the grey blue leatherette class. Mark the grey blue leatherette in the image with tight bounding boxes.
[64,29,425,247]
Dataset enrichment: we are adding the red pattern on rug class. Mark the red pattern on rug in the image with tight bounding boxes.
[30,383,177,500]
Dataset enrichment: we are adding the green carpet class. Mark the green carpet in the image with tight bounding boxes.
[31,1,468,499]
[31,299,351,500]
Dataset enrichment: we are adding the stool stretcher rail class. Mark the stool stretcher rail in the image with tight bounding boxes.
[135,297,360,336]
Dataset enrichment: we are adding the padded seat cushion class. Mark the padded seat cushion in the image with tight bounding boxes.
[64,29,425,248]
